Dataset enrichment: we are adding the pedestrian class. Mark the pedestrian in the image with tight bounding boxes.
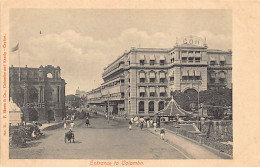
[153,122,157,132]
[86,117,90,127]
[129,120,132,130]
[70,121,75,130]
[140,121,143,130]
[160,127,165,140]
[147,120,150,128]
[64,121,67,130]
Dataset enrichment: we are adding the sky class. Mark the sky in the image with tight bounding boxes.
[9,9,232,95]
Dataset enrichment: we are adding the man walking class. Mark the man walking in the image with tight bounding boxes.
[86,117,90,127]
[70,121,75,130]
[153,121,157,132]
[160,127,165,140]
[140,121,143,130]
[129,120,132,130]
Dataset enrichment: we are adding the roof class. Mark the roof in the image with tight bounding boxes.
[156,97,192,117]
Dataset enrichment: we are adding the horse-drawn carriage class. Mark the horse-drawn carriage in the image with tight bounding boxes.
[65,130,74,143]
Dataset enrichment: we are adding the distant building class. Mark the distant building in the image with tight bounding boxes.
[75,87,88,98]
[86,36,232,117]
[9,65,66,122]
[65,94,79,109]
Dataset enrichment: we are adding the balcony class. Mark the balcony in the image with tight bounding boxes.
[101,92,124,102]
[208,64,232,70]
[102,64,125,78]
[181,80,202,84]
[101,85,125,95]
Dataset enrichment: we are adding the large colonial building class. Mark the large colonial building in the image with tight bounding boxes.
[9,65,66,122]
[86,36,232,117]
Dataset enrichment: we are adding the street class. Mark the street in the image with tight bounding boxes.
[10,114,187,159]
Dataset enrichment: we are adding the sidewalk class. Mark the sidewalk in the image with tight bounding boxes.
[146,128,224,159]
[39,121,65,131]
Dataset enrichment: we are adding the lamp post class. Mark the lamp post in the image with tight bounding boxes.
[125,87,130,119]
[197,80,202,122]
[107,91,110,123]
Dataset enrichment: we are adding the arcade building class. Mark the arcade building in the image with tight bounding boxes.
[86,36,232,117]
[9,65,66,122]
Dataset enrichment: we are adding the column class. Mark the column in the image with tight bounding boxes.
[42,87,45,102]
[38,87,41,103]
[59,86,61,104]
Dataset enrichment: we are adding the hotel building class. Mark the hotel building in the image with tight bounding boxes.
[86,36,232,117]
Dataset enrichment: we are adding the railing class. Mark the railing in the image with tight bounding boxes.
[102,64,124,77]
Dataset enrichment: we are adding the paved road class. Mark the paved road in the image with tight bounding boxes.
[10,115,187,159]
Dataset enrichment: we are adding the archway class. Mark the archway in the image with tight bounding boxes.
[28,85,38,103]
[47,110,55,122]
[29,108,38,121]
[149,101,154,113]
[47,73,53,78]
[158,101,164,111]
[139,101,144,113]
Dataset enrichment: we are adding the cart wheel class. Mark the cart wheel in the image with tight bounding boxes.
[73,138,74,143]
[65,136,66,143]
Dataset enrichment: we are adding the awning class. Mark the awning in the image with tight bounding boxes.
[182,52,188,57]
[210,56,216,61]
[150,55,155,60]
[149,72,155,78]
[140,72,145,78]
[140,87,146,93]
[159,72,166,78]
[220,56,225,61]
[149,87,155,93]
[160,55,165,61]
[182,70,189,76]
[219,72,226,79]
[156,98,192,116]
[195,71,201,76]
[159,87,166,93]
[195,52,201,57]
[140,55,145,60]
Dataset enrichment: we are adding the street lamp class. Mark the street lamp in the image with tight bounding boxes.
[197,80,202,121]
[125,86,130,119]
[107,91,110,123]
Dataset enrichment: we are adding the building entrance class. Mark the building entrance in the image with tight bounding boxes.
[29,108,38,121]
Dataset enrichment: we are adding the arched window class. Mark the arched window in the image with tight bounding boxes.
[158,101,164,111]
[148,101,154,113]
[139,101,144,113]
[47,73,53,78]
[219,71,226,84]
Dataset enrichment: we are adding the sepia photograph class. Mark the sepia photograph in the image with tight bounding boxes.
[7,9,233,160]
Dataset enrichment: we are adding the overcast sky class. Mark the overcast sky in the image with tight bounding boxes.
[10,9,232,95]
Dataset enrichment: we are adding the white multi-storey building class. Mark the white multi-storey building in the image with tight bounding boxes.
[86,36,232,117]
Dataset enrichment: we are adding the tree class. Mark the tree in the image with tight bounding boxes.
[173,88,232,112]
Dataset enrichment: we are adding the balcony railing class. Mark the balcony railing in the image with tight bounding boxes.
[102,64,124,78]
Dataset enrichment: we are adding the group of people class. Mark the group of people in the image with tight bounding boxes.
[63,117,91,130]
[128,117,165,140]
[64,121,75,130]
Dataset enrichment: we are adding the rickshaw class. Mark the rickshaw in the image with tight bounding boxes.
[65,129,74,143]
